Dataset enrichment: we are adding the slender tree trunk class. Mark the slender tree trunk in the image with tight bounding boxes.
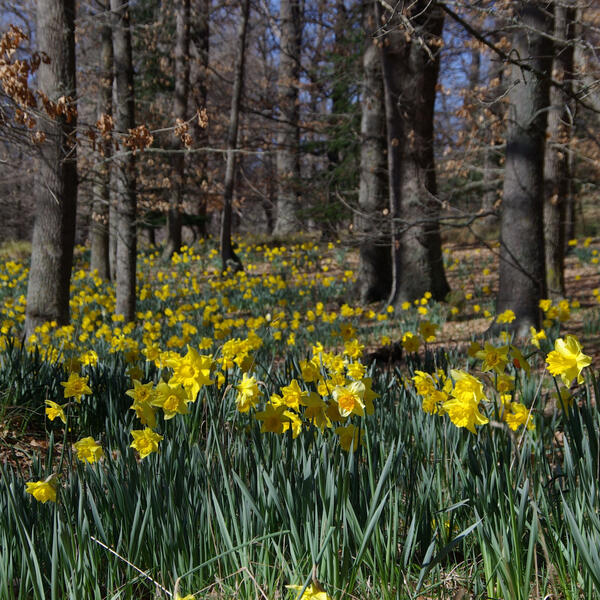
[496,2,552,336]
[90,1,112,279]
[273,0,302,235]
[478,45,505,234]
[355,0,390,303]
[190,0,209,238]
[25,0,77,337]
[163,0,190,260]
[109,189,117,279]
[111,0,137,321]
[544,4,574,297]
[220,0,249,272]
[381,1,449,305]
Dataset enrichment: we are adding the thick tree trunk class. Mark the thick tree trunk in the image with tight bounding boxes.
[220,0,249,272]
[190,0,210,238]
[25,0,77,338]
[544,4,574,297]
[163,0,190,260]
[111,0,137,321]
[90,2,112,280]
[496,2,552,336]
[355,1,390,303]
[273,0,302,236]
[381,1,449,305]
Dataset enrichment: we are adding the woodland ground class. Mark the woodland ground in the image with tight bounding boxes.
[2,233,600,600]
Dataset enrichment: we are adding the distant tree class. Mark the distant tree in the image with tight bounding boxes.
[273,0,302,235]
[495,1,552,335]
[25,0,77,336]
[163,0,191,260]
[220,0,250,272]
[189,0,210,237]
[380,0,449,305]
[111,0,137,321]
[355,0,390,303]
[90,0,112,280]
[544,3,575,297]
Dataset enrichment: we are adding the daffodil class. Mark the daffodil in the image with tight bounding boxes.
[167,346,214,400]
[126,380,156,405]
[280,379,308,410]
[130,428,163,458]
[286,583,332,600]
[443,370,488,434]
[497,309,516,324]
[152,382,189,419]
[25,475,58,503]
[235,373,261,412]
[335,423,363,452]
[477,342,509,374]
[60,372,92,402]
[45,400,66,424]
[302,392,331,430]
[419,320,438,342]
[73,437,104,464]
[254,403,289,433]
[546,335,592,387]
[503,402,534,431]
[401,331,421,353]
[332,381,365,417]
[530,326,546,349]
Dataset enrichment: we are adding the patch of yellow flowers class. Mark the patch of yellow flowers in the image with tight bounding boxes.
[413,334,592,435]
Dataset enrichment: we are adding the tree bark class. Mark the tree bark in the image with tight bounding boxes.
[355,0,391,303]
[273,0,302,236]
[380,0,449,305]
[544,4,574,297]
[220,0,249,272]
[111,0,137,321]
[90,1,112,279]
[478,41,505,235]
[190,0,210,238]
[25,0,77,337]
[496,1,552,336]
[163,0,190,260]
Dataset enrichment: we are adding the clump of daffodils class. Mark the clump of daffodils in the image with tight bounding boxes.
[412,335,592,435]
[235,339,378,451]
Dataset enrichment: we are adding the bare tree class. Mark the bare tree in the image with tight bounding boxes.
[380,0,449,306]
[355,0,390,303]
[544,2,575,297]
[496,1,552,335]
[25,0,77,337]
[111,0,137,321]
[163,0,190,259]
[272,0,302,235]
[189,0,210,237]
[220,0,250,272]
[90,0,112,279]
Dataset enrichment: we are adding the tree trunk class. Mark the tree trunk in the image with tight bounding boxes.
[111,0,137,321]
[25,0,77,337]
[478,44,505,235]
[380,1,449,306]
[190,0,210,238]
[220,0,249,272]
[355,0,390,303]
[109,190,117,280]
[496,2,552,336]
[273,0,302,236]
[544,4,574,297]
[90,1,112,279]
[163,0,190,260]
